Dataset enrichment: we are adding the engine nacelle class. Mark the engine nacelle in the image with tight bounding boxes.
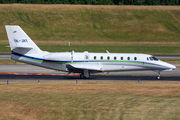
[43,52,71,61]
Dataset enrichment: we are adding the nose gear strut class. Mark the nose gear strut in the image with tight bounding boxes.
[156,70,161,80]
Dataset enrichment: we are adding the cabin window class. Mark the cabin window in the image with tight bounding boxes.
[101,56,103,60]
[149,57,153,61]
[147,57,149,61]
[107,56,110,60]
[134,57,137,60]
[121,57,123,60]
[114,56,117,60]
[127,57,130,60]
[94,56,96,60]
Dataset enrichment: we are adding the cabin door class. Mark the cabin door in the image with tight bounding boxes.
[84,51,89,62]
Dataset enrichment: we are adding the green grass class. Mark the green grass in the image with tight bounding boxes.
[1,44,180,54]
[0,45,10,53]
[0,59,24,65]
[0,5,180,55]
[0,5,180,42]
[39,45,180,55]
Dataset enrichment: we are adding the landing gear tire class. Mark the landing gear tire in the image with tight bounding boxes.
[156,76,160,80]
[156,70,161,80]
[80,73,86,79]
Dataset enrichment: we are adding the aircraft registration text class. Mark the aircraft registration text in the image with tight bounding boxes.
[14,39,28,43]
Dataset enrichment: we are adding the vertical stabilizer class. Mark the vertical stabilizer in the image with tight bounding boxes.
[5,25,42,54]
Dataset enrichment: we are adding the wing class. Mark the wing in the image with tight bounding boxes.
[66,62,103,73]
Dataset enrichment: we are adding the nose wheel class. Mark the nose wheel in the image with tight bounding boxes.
[156,75,160,80]
[156,71,161,80]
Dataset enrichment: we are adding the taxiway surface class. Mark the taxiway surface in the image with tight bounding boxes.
[0,64,179,81]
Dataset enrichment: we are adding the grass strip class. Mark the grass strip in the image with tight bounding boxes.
[0,5,180,42]
[0,59,24,65]
[0,81,180,119]
[0,45,180,55]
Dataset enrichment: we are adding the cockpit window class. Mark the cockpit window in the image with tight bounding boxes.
[149,56,159,61]
[149,57,153,61]
[152,56,159,61]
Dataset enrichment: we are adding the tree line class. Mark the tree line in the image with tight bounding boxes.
[0,0,179,5]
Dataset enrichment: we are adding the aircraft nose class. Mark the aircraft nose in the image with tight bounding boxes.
[172,65,176,70]
[167,63,176,70]
[161,61,176,70]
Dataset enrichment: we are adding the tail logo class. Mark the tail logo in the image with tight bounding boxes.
[14,39,28,43]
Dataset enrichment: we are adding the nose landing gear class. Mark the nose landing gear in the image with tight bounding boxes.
[156,71,161,80]
[156,75,160,80]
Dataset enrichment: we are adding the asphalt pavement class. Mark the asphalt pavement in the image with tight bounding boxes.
[0,64,179,81]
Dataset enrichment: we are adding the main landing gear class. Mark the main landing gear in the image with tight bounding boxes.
[80,70,90,79]
[80,73,86,79]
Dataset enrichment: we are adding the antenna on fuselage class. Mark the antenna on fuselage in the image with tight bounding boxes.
[106,50,109,53]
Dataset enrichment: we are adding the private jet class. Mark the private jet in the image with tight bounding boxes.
[5,25,176,79]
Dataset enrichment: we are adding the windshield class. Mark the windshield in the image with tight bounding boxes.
[152,56,159,61]
[149,56,159,61]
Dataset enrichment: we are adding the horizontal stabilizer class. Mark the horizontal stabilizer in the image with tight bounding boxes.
[14,45,34,49]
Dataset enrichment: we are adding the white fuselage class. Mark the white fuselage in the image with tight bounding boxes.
[11,51,176,74]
